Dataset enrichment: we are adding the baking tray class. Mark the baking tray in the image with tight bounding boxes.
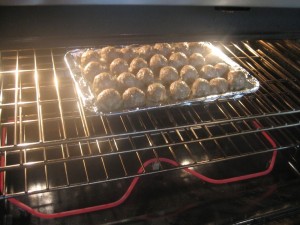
[64,42,259,115]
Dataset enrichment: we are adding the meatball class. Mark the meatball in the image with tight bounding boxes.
[191,78,210,97]
[117,72,139,91]
[149,54,168,74]
[110,58,129,75]
[205,53,223,65]
[137,45,156,61]
[188,42,202,54]
[129,57,148,74]
[83,61,101,83]
[96,89,122,113]
[81,49,99,66]
[147,83,167,103]
[180,65,199,85]
[123,87,146,108]
[227,70,247,91]
[169,52,188,70]
[200,65,219,80]
[93,72,117,95]
[188,42,207,55]
[120,46,137,62]
[172,42,189,55]
[159,66,179,86]
[189,53,205,68]
[153,43,172,57]
[100,46,120,63]
[170,80,191,100]
[210,77,229,94]
[215,63,230,77]
[136,68,155,87]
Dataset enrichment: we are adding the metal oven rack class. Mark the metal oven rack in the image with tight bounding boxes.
[0,40,299,199]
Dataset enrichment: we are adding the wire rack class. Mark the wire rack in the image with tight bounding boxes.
[0,40,299,199]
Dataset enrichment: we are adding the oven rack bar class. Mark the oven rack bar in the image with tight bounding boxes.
[0,123,298,172]
[0,110,299,152]
[1,146,284,199]
[0,40,299,198]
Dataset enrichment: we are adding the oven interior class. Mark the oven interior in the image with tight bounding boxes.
[0,5,300,225]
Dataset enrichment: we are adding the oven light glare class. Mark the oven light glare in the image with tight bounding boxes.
[211,46,223,56]
[24,161,42,166]
[210,45,234,66]
[181,160,191,166]
[29,183,46,192]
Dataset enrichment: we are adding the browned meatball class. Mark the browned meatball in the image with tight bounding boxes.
[200,65,219,80]
[180,65,199,85]
[189,53,205,68]
[136,68,155,87]
[205,53,223,65]
[188,42,208,55]
[123,87,146,108]
[100,46,120,63]
[137,45,156,61]
[93,72,117,95]
[117,72,139,92]
[129,57,148,74]
[210,78,228,94]
[188,42,202,54]
[120,46,137,62]
[147,83,167,103]
[149,54,168,74]
[83,61,101,83]
[191,78,210,97]
[154,43,172,57]
[227,70,247,91]
[172,42,189,55]
[81,49,99,66]
[96,89,122,112]
[110,58,129,75]
[215,63,230,77]
[170,80,191,100]
[169,52,188,70]
[159,66,179,86]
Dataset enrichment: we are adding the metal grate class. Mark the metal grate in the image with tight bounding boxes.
[0,40,299,198]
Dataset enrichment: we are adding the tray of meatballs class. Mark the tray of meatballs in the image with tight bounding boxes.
[65,42,259,114]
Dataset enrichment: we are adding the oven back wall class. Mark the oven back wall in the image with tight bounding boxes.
[0,6,300,48]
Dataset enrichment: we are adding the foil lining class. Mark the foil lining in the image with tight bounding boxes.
[64,42,260,115]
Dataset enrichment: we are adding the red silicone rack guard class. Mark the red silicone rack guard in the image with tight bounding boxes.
[0,120,277,219]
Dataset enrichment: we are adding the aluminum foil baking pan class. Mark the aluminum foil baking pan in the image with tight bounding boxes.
[64,42,259,115]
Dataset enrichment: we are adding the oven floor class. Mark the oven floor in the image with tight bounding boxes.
[2,150,300,225]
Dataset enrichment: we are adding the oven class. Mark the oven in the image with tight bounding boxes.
[0,2,300,225]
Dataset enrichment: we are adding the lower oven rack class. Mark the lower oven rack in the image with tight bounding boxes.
[0,40,299,202]
[2,121,279,219]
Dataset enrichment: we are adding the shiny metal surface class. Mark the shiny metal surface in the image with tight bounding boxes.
[1,0,300,8]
